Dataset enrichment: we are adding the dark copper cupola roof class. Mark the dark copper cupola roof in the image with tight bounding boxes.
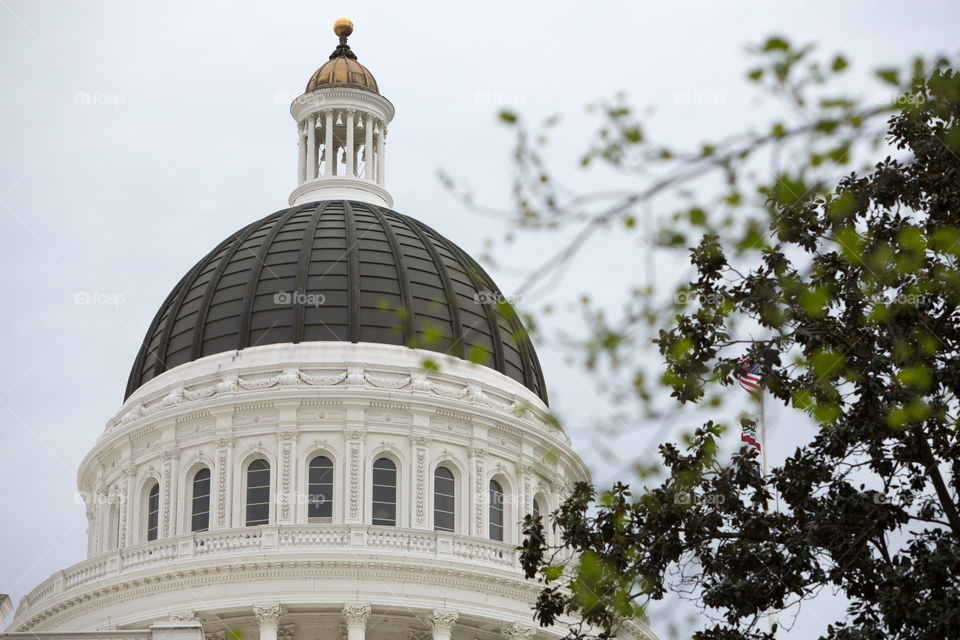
[126,200,547,403]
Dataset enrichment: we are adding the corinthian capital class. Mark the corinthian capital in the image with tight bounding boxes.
[343,604,371,628]
[253,603,283,628]
[501,624,535,640]
[425,610,459,635]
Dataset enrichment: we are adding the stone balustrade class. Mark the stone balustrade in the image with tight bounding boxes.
[14,524,521,622]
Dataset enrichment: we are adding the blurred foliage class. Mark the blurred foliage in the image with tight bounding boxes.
[452,37,960,640]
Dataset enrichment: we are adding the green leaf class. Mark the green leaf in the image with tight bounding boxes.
[762,36,790,52]
[875,68,899,86]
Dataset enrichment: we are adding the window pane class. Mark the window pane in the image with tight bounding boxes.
[308,456,333,519]
[146,483,160,541]
[533,498,541,521]
[372,484,395,502]
[191,468,211,532]
[246,459,270,526]
[489,480,504,541]
[371,457,396,526]
[434,510,454,532]
[434,467,455,532]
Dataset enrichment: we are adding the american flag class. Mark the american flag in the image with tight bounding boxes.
[741,417,761,452]
[737,355,762,395]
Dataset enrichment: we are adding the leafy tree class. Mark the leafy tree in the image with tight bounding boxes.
[463,39,960,640]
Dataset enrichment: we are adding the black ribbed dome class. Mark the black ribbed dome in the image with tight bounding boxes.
[126,200,547,403]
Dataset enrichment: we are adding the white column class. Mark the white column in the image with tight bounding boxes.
[345,110,355,177]
[376,123,385,185]
[426,610,459,640]
[364,114,373,180]
[306,116,316,181]
[324,110,335,176]
[297,124,306,184]
[343,604,371,640]
[254,603,283,640]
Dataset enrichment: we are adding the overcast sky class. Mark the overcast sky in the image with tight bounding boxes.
[1,2,958,639]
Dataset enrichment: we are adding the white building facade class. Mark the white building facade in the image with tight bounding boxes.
[2,19,655,640]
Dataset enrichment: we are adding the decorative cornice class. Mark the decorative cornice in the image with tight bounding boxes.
[108,363,554,440]
[342,603,371,627]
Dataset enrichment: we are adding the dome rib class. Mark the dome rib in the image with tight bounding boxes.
[343,201,362,343]
[148,230,242,380]
[126,200,548,404]
[403,214,465,359]
[236,205,306,350]
[432,228,507,375]
[189,218,264,361]
[367,205,416,347]
[149,260,208,379]
[292,202,331,343]
[126,270,189,394]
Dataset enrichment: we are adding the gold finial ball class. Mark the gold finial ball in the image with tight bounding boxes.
[333,17,354,38]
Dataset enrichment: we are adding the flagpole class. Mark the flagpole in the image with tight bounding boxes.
[760,390,778,638]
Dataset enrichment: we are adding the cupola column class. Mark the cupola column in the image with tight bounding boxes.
[364,114,374,181]
[297,122,307,184]
[346,110,355,176]
[324,110,335,176]
[376,123,385,185]
[306,116,317,181]
[343,604,371,640]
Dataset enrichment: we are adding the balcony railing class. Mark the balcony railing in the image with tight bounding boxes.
[14,525,521,623]
[1,622,202,640]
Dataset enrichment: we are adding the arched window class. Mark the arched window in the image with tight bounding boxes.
[191,468,211,532]
[146,483,160,541]
[433,467,455,532]
[308,455,334,522]
[532,497,542,521]
[372,457,397,526]
[245,459,270,526]
[489,479,504,541]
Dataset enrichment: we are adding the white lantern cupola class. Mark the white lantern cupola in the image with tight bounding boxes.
[289,18,394,208]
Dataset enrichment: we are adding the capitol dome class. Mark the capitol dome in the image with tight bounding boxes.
[4,17,655,640]
[126,200,547,403]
